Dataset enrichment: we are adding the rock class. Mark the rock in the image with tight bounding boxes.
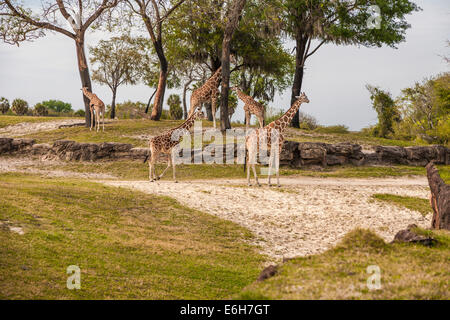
[298,142,326,166]
[426,162,450,230]
[393,224,436,246]
[257,265,278,281]
[405,145,449,166]
[375,146,408,165]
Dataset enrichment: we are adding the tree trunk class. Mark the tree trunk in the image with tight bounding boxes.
[290,32,307,128]
[110,89,117,119]
[182,84,189,119]
[75,37,93,128]
[150,41,168,121]
[426,162,450,230]
[220,0,247,131]
[205,103,213,121]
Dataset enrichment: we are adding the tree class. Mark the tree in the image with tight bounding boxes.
[41,100,73,113]
[0,97,10,114]
[366,85,399,138]
[123,0,186,121]
[281,0,420,127]
[167,94,182,120]
[90,36,145,119]
[33,103,49,116]
[166,0,290,125]
[11,98,28,115]
[0,0,120,127]
[397,73,450,144]
[219,0,247,131]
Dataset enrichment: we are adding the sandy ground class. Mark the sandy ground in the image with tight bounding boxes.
[0,156,432,260]
[0,119,84,137]
[0,157,115,179]
[103,177,431,260]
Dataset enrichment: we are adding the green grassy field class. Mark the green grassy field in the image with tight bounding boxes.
[372,194,432,216]
[237,228,450,299]
[3,116,437,147]
[38,161,450,182]
[0,173,265,299]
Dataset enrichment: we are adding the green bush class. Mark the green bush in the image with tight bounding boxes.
[0,97,10,114]
[74,109,86,117]
[33,103,49,116]
[314,125,349,134]
[40,100,73,113]
[11,98,29,115]
[115,101,146,119]
[299,112,318,130]
[168,94,183,120]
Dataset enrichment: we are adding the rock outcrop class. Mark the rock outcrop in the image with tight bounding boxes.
[0,137,449,166]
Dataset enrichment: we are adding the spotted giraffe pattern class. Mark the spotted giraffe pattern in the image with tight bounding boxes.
[189,67,222,128]
[147,108,205,182]
[246,93,310,187]
[231,87,265,128]
[82,87,106,132]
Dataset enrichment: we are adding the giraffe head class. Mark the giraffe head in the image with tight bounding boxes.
[81,87,90,95]
[294,92,309,104]
[193,107,206,120]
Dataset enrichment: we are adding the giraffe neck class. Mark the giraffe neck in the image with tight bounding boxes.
[209,67,222,86]
[235,88,248,101]
[83,89,94,100]
[173,111,199,132]
[272,100,304,132]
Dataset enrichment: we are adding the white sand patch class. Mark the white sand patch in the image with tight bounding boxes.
[0,119,84,137]
[102,176,431,260]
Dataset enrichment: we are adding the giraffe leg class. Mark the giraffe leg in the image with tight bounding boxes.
[258,115,264,128]
[276,145,281,187]
[102,109,105,132]
[158,155,171,180]
[211,91,217,129]
[90,107,94,131]
[246,149,251,186]
[252,164,260,187]
[172,150,177,183]
[97,109,100,132]
[245,110,251,132]
[267,151,273,187]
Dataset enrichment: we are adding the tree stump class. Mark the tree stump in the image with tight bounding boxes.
[426,162,450,230]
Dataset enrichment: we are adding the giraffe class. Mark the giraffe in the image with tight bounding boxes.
[188,67,222,128]
[245,92,310,187]
[81,87,105,132]
[231,87,265,129]
[145,107,205,182]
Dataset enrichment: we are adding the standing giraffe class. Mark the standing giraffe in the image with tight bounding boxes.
[81,87,105,132]
[188,67,222,128]
[231,87,265,129]
[246,93,310,187]
[145,107,205,182]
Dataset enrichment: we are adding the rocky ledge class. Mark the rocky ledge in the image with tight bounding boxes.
[0,137,448,166]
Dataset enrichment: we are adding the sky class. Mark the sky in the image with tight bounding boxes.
[0,0,449,130]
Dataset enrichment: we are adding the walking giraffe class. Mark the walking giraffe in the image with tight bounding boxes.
[145,107,205,182]
[246,93,310,187]
[231,87,265,129]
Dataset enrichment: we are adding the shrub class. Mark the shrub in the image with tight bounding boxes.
[41,100,73,113]
[0,97,10,114]
[299,112,318,130]
[167,94,183,120]
[314,125,349,134]
[74,109,86,117]
[115,101,146,119]
[33,103,49,116]
[11,98,29,115]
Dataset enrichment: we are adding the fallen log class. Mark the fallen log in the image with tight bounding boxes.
[426,162,450,230]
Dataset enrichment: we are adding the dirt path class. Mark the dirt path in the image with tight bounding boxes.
[103,177,431,260]
[0,119,84,137]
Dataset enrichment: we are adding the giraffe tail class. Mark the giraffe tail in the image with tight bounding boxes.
[143,154,149,163]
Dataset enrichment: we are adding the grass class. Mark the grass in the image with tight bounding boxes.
[0,173,265,299]
[236,229,450,299]
[284,127,429,147]
[0,115,78,129]
[9,116,442,147]
[38,161,450,182]
[372,194,432,216]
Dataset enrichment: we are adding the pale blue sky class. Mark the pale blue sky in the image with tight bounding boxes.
[0,0,449,130]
